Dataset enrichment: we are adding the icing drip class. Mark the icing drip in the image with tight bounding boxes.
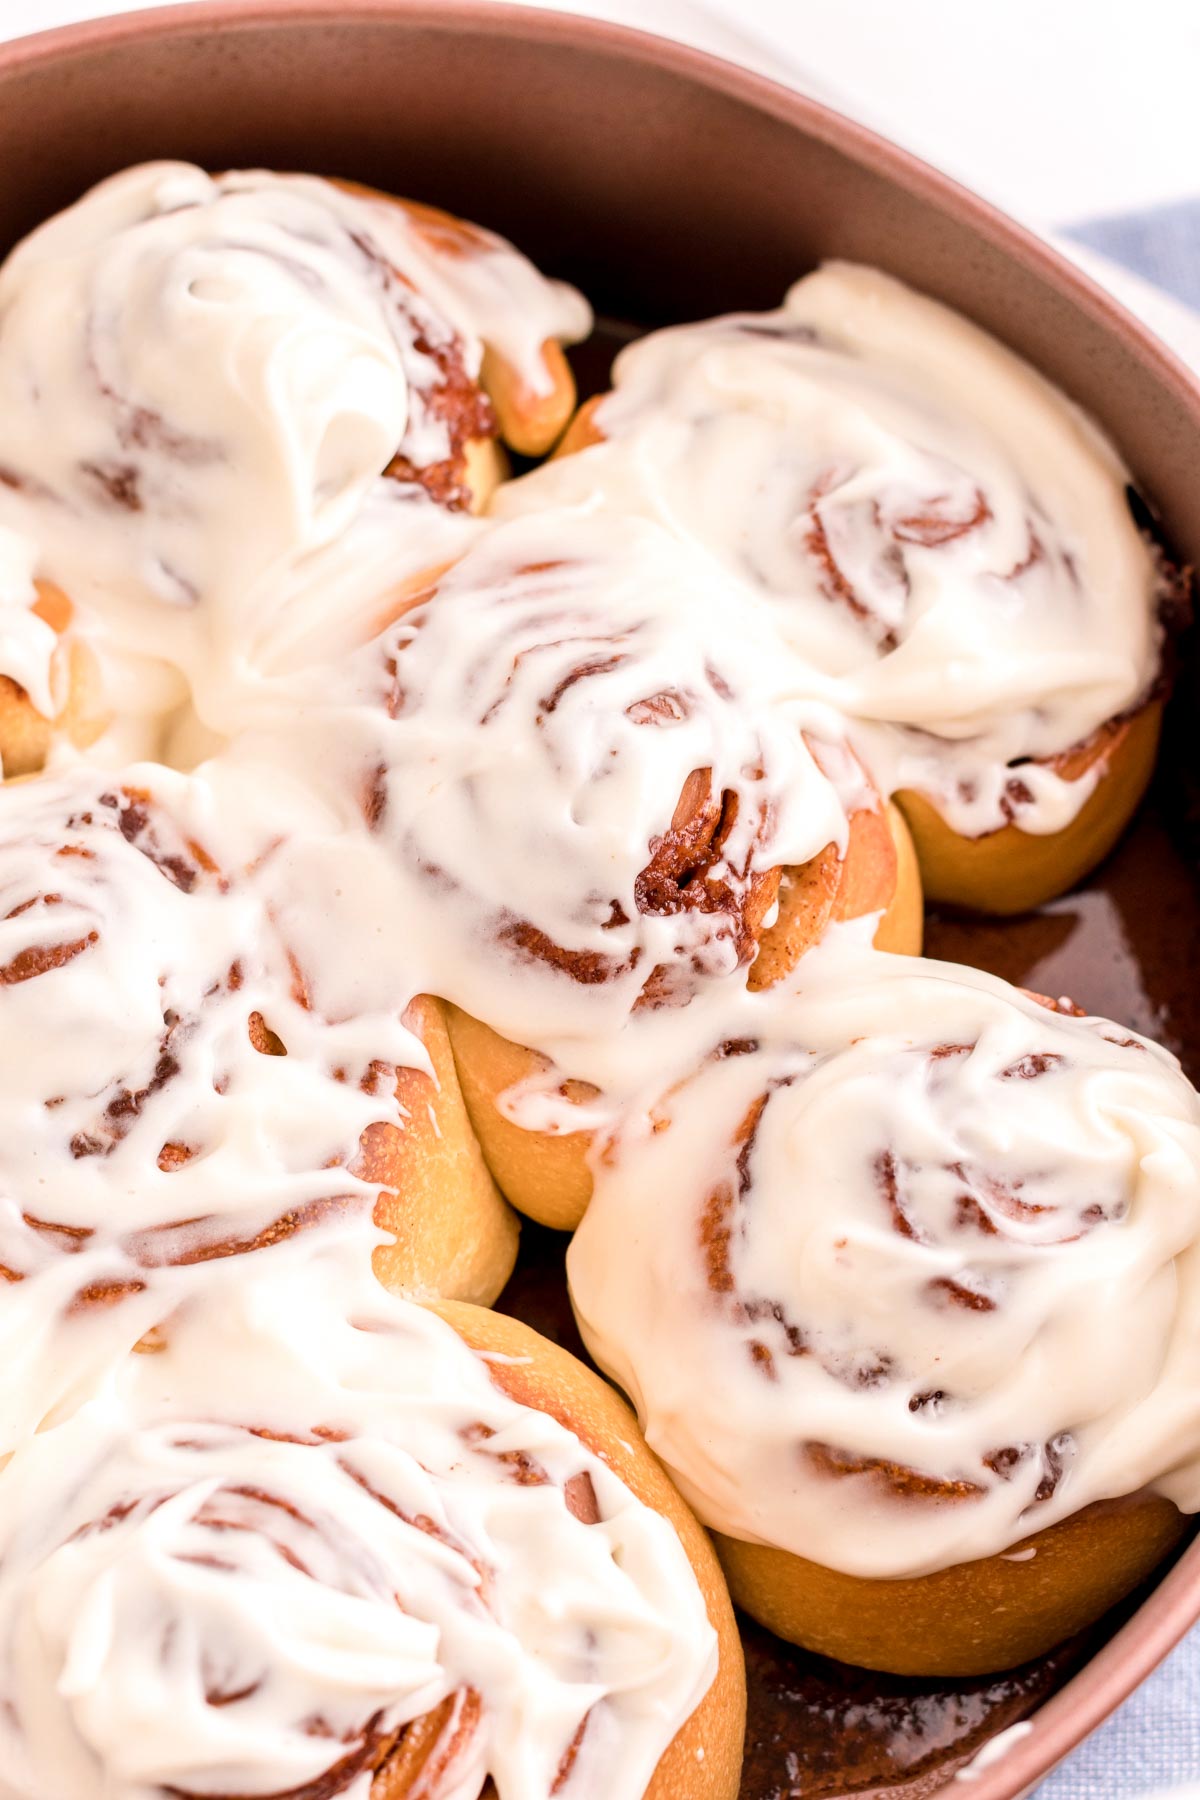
[568,949,1200,1578]
[0,1237,715,1800]
[495,263,1164,836]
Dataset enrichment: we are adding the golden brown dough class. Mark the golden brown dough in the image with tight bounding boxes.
[0,585,108,780]
[895,703,1163,914]
[336,182,580,471]
[444,801,923,1231]
[714,1491,1185,1677]
[425,1300,746,1799]
[372,994,519,1305]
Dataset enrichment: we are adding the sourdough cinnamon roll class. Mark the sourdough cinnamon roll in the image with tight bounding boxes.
[568,954,1200,1674]
[508,263,1183,912]
[0,162,589,762]
[330,509,920,1225]
[0,764,516,1448]
[0,1237,743,1800]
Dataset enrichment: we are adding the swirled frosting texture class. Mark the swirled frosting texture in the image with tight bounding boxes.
[497,263,1165,835]
[313,508,862,1048]
[0,163,588,738]
[568,953,1200,1578]
[0,1239,716,1800]
[0,764,423,1447]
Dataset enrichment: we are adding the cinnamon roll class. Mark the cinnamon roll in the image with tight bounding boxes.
[0,1237,743,1799]
[328,508,920,1226]
[507,263,1183,912]
[568,954,1200,1674]
[0,162,589,763]
[0,764,516,1448]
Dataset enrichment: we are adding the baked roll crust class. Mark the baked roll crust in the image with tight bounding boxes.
[0,1241,740,1798]
[569,963,1200,1673]
[526,265,1183,914]
[342,510,922,1227]
[0,163,590,778]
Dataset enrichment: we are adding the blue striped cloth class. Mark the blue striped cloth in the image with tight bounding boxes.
[1034,204,1200,1800]
[1070,201,1200,314]
[1035,1627,1200,1796]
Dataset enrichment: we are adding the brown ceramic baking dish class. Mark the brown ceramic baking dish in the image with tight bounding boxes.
[1,3,1197,1794]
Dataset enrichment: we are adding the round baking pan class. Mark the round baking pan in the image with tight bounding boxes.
[1,5,1197,1793]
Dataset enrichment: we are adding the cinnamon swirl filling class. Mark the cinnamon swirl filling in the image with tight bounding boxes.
[497,262,1178,840]
[0,1240,716,1800]
[568,954,1200,1580]
[0,768,427,1446]
[0,163,589,752]
[336,510,882,1052]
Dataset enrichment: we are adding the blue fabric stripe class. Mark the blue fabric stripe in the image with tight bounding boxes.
[1066,199,1200,312]
[1035,1627,1200,1796]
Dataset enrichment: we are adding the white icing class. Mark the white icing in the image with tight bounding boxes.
[0,763,429,1450]
[568,949,1200,1579]
[0,164,407,626]
[286,507,862,1051]
[0,756,720,1794]
[395,202,592,401]
[496,263,1163,836]
[0,1234,715,1800]
[954,1721,1034,1782]
[0,163,587,740]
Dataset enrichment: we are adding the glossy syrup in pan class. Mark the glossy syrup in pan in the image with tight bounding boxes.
[497,320,1200,1797]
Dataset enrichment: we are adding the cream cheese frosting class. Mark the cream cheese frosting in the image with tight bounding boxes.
[0,163,588,741]
[495,263,1165,836]
[0,763,424,1449]
[0,164,754,1800]
[567,949,1200,1578]
[0,1235,716,1800]
[272,507,865,1052]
